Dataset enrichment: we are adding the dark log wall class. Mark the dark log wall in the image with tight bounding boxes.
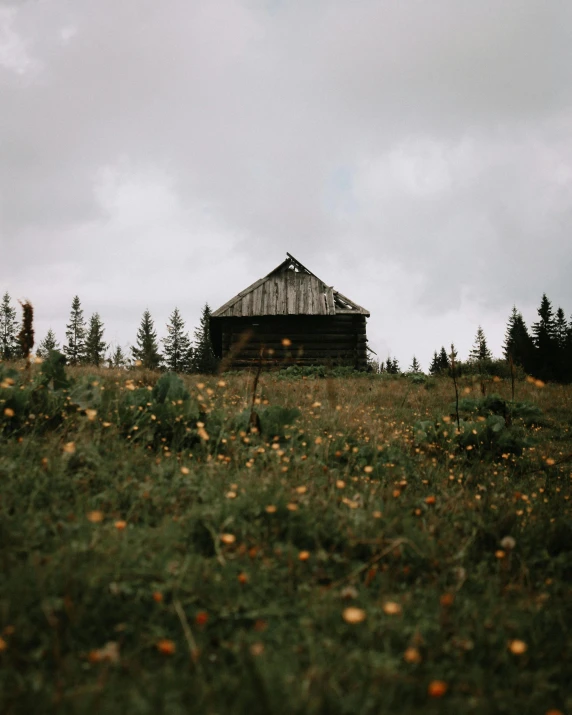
[211,315,368,370]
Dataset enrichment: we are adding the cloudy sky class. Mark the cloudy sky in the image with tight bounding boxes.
[1,0,571,369]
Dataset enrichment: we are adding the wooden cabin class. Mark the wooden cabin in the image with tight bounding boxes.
[210,253,370,370]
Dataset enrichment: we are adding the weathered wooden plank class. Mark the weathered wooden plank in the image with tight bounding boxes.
[287,270,296,314]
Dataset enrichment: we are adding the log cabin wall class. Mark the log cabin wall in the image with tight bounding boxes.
[212,314,368,370]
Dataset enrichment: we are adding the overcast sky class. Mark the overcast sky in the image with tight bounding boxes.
[1,0,571,369]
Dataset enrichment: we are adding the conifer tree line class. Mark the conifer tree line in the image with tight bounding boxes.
[0,292,219,374]
[1,290,571,380]
[428,294,572,383]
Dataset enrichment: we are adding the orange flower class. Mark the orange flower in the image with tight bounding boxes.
[250,641,265,656]
[220,533,236,545]
[87,510,104,523]
[238,572,249,584]
[114,520,127,530]
[403,647,422,663]
[265,505,277,514]
[152,591,164,603]
[3,408,15,418]
[428,680,448,697]
[156,639,176,655]
[195,611,209,627]
[425,495,436,505]
[439,593,454,607]
[0,636,7,652]
[298,550,310,561]
[383,601,402,616]
[342,607,367,624]
[508,639,527,655]
[62,441,76,454]
[180,466,190,475]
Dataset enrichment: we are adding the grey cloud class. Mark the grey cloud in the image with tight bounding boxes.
[1,0,571,366]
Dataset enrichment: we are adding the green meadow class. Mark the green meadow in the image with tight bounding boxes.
[1,360,571,715]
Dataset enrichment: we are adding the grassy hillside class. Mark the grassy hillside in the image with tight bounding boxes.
[1,360,571,714]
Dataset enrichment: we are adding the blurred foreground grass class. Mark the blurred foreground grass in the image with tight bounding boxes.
[0,361,571,714]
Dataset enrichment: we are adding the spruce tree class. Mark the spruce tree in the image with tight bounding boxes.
[163,308,193,373]
[37,329,59,358]
[532,294,557,379]
[0,292,19,360]
[85,313,107,367]
[192,304,218,374]
[469,326,493,362]
[429,350,440,376]
[502,306,534,371]
[438,346,450,372]
[554,308,569,381]
[17,301,34,361]
[131,310,162,370]
[111,345,127,368]
[64,296,87,366]
[409,356,421,373]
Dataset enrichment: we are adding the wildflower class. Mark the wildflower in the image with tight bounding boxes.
[152,592,164,603]
[156,639,176,655]
[383,601,402,616]
[0,637,7,652]
[265,505,277,513]
[404,647,422,663]
[298,551,310,561]
[500,536,516,550]
[425,496,436,505]
[250,642,265,656]
[495,550,506,559]
[89,641,120,664]
[295,486,307,494]
[508,639,527,655]
[180,466,190,475]
[439,593,454,607]
[364,465,373,474]
[85,409,97,421]
[220,533,236,544]
[336,480,346,489]
[87,511,104,523]
[342,607,367,624]
[281,338,292,347]
[226,491,237,499]
[195,611,209,626]
[114,520,127,530]
[238,572,249,584]
[428,680,448,697]
[4,408,15,418]
[62,442,76,454]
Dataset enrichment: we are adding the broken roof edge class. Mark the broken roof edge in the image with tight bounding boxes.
[211,253,370,318]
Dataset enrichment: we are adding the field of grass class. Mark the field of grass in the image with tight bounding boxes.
[1,360,571,714]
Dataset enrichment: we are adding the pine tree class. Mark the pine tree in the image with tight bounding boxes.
[502,306,534,372]
[0,292,19,360]
[392,357,400,374]
[17,301,34,361]
[64,296,87,366]
[554,308,569,381]
[192,304,218,374]
[429,350,440,376]
[532,294,557,379]
[131,310,162,370]
[37,329,59,358]
[85,313,107,367]
[409,356,421,373]
[111,345,127,368]
[469,326,493,362]
[438,346,450,372]
[163,308,193,373]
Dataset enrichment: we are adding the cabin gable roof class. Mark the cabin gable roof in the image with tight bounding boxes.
[211,253,370,318]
